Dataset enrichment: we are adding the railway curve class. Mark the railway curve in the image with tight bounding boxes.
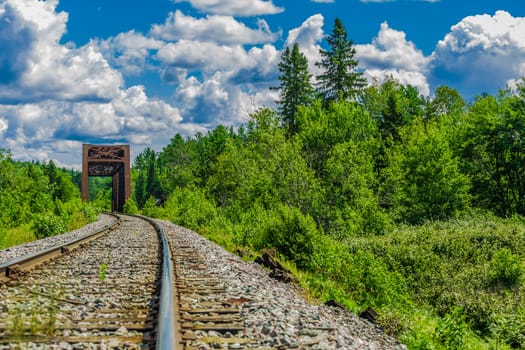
[0,214,168,349]
[0,214,407,350]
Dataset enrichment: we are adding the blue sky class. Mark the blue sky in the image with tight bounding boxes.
[0,0,524,168]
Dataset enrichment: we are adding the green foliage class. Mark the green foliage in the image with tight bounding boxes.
[0,225,36,250]
[325,140,391,236]
[264,204,319,269]
[142,196,163,218]
[0,148,102,248]
[164,187,218,230]
[490,312,525,349]
[297,99,380,176]
[274,43,313,136]
[363,78,425,141]
[32,213,67,239]
[488,248,523,288]
[307,233,410,312]
[384,118,471,224]
[459,91,525,217]
[435,308,468,349]
[123,197,139,214]
[159,134,201,192]
[128,76,525,350]
[134,148,162,208]
[352,214,525,348]
[426,85,465,120]
[316,17,366,102]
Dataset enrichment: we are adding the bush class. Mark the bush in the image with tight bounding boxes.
[264,204,319,269]
[142,196,164,218]
[164,187,218,230]
[32,214,67,239]
[490,313,525,349]
[232,202,272,249]
[489,248,523,288]
[123,197,139,214]
[435,308,468,349]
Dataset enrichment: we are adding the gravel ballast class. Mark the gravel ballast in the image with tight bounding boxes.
[0,214,117,265]
[159,219,407,350]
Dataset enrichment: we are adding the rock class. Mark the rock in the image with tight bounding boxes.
[324,300,346,309]
[359,307,379,324]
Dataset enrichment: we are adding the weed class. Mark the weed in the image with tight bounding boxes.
[99,263,107,283]
[10,303,25,337]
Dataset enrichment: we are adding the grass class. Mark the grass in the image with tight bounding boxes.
[185,210,525,350]
[0,225,36,250]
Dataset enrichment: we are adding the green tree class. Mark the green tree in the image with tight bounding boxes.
[133,147,162,207]
[315,18,366,103]
[384,118,471,224]
[159,134,200,192]
[325,141,391,236]
[426,85,465,120]
[460,89,525,216]
[363,78,425,142]
[297,100,380,176]
[273,43,313,135]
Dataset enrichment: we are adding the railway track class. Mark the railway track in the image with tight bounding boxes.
[0,214,174,349]
[0,214,407,350]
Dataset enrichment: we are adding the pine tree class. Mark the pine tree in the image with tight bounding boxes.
[274,43,313,136]
[316,18,366,103]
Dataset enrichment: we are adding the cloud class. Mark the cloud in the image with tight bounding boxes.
[98,30,164,75]
[0,118,7,135]
[151,10,280,45]
[0,0,123,104]
[431,10,525,95]
[157,40,248,72]
[356,22,431,95]
[0,3,34,84]
[310,0,334,3]
[285,14,325,75]
[0,85,197,167]
[0,0,205,167]
[173,73,277,125]
[172,0,284,16]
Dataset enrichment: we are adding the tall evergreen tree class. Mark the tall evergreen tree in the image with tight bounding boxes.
[274,43,313,135]
[316,18,366,103]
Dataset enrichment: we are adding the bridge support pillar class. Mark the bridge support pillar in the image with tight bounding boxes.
[82,144,131,212]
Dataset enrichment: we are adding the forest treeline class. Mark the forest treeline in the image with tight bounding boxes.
[128,19,525,349]
[0,150,100,248]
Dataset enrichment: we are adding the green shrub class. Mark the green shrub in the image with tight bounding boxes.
[490,313,525,349]
[32,214,67,239]
[142,196,164,218]
[233,202,272,249]
[264,204,319,269]
[489,248,523,288]
[164,187,218,230]
[123,197,139,214]
[435,308,468,350]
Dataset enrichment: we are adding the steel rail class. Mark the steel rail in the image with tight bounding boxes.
[137,215,176,350]
[0,213,120,282]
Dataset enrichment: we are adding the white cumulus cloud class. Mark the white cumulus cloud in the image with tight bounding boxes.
[98,30,164,75]
[0,0,123,103]
[356,22,430,95]
[0,0,201,167]
[172,0,284,16]
[431,10,525,96]
[285,13,325,70]
[151,10,279,45]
